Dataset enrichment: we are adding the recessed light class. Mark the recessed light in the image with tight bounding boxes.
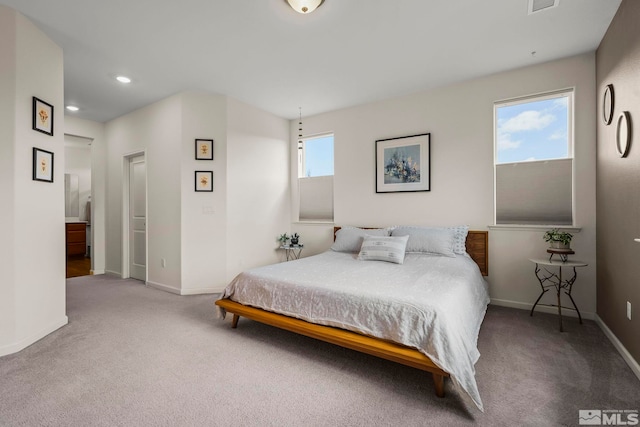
[116,75,132,84]
[66,105,79,111]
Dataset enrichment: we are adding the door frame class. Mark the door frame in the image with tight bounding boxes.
[121,150,147,280]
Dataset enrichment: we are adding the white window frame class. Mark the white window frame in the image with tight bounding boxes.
[298,133,334,179]
[493,88,575,227]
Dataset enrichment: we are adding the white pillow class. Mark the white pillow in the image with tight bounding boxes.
[391,227,456,257]
[331,227,389,253]
[447,225,469,255]
[358,235,409,264]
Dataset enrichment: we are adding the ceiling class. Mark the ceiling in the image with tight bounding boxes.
[0,0,621,122]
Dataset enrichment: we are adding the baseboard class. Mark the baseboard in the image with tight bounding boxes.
[0,316,68,357]
[146,281,222,296]
[146,280,181,295]
[90,269,105,275]
[595,314,640,382]
[105,270,121,277]
[180,287,223,296]
[490,298,595,320]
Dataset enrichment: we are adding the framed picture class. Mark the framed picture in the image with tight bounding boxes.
[195,171,213,192]
[32,97,54,136]
[33,147,54,183]
[376,133,430,193]
[195,139,214,160]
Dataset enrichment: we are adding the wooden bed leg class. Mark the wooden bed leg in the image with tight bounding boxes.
[231,314,239,329]
[433,373,445,398]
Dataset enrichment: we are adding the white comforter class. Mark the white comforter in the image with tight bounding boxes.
[217,250,489,411]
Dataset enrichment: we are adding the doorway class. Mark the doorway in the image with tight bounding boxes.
[64,135,93,278]
[122,153,147,281]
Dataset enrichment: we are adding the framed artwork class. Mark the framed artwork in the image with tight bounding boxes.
[32,97,54,136]
[375,133,430,193]
[603,84,614,125]
[33,147,54,183]
[195,171,213,192]
[195,139,214,160]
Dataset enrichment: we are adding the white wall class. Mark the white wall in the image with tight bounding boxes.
[0,6,67,356]
[105,94,183,290]
[105,92,290,294]
[64,116,107,274]
[226,97,291,283]
[291,53,597,317]
[180,92,228,293]
[0,6,17,351]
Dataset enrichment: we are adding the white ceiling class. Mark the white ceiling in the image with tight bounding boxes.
[0,0,621,122]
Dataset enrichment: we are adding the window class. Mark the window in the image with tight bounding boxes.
[298,134,334,221]
[494,89,573,225]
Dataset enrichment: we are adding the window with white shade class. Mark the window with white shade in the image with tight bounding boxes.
[494,89,574,225]
[298,134,334,221]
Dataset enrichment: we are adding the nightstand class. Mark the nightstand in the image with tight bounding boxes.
[280,245,303,261]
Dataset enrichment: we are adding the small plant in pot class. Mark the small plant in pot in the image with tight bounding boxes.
[277,233,289,246]
[290,233,300,247]
[543,228,573,249]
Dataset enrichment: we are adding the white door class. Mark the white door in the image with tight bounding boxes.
[129,155,146,281]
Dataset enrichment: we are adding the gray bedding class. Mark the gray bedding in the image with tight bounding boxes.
[217,250,490,411]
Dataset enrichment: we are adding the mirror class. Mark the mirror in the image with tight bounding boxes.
[65,174,79,218]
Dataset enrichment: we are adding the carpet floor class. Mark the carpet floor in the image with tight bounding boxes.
[0,275,638,426]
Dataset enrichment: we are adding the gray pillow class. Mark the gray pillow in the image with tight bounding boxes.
[358,235,409,264]
[331,227,390,253]
[391,227,456,257]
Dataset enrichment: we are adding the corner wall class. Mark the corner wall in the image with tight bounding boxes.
[226,98,291,283]
[0,6,67,356]
[596,0,640,364]
[292,53,597,317]
[105,92,291,294]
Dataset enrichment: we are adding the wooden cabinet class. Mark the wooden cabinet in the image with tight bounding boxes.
[66,222,86,256]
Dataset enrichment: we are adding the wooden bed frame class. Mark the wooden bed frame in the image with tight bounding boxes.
[216,228,488,398]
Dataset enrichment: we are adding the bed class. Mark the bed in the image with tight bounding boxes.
[216,226,489,411]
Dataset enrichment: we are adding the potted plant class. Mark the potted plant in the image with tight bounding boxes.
[290,233,300,246]
[277,233,289,246]
[543,228,573,249]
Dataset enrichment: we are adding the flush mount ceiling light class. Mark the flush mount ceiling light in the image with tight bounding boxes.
[66,105,79,111]
[285,0,324,14]
[115,75,132,84]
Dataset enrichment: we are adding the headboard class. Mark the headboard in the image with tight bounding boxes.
[333,227,489,276]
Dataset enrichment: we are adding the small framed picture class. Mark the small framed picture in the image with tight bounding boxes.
[376,133,431,193]
[32,97,54,136]
[195,139,214,160]
[195,171,213,192]
[33,147,54,183]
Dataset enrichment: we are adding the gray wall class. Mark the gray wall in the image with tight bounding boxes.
[596,0,640,363]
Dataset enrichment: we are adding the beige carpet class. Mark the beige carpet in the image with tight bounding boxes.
[0,274,638,426]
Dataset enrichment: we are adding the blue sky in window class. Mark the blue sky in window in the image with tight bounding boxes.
[496,96,568,164]
[304,135,334,177]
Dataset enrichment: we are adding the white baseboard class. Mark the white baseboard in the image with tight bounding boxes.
[146,280,181,295]
[490,298,595,320]
[105,270,121,277]
[146,281,222,296]
[0,316,68,357]
[180,287,223,296]
[595,314,640,382]
[90,269,105,275]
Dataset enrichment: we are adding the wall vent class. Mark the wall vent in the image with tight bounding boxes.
[528,0,559,14]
